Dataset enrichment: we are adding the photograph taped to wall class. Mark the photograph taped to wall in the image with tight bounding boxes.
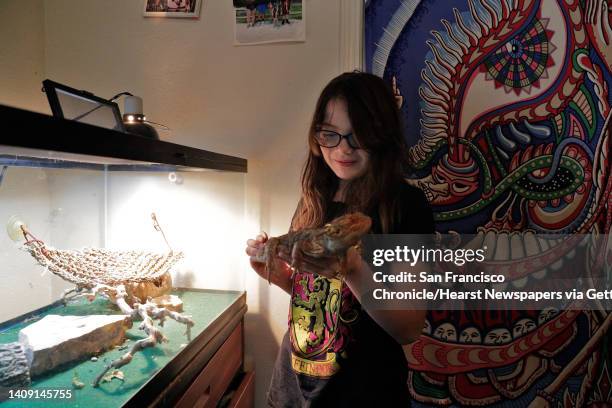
[233,0,305,46]
[144,0,202,18]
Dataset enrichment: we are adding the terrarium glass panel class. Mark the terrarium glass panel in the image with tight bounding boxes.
[0,147,246,405]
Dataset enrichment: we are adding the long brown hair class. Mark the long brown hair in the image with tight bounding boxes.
[291,72,409,233]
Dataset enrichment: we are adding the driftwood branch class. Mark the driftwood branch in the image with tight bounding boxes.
[93,302,166,387]
[141,300,194,340]
[93,286,194,387]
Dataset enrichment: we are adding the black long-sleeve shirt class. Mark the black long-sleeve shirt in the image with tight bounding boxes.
[267,182,435,407]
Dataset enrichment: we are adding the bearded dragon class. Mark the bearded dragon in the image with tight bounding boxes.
[253,212,372,283]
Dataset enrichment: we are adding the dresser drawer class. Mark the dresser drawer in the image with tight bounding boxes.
[227,370,254,408]
[175,323,243,408]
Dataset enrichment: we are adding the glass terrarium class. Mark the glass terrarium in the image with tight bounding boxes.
[0,105,248,407]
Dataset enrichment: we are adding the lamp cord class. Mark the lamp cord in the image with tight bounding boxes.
[70,91,134,122]
[144,120,171,131]
[109,91,133,102]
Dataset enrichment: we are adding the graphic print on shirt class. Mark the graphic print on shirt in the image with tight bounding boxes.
[289,271,342,378]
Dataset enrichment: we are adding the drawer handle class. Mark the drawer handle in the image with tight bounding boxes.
[194,385,212,408]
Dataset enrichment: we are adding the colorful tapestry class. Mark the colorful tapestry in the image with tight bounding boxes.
[365,0,611,406]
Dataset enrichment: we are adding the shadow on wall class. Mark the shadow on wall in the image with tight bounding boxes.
[244,291,281,407]
[243,158,300,407]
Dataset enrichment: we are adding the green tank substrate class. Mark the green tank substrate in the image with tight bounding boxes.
[0,289,243,407]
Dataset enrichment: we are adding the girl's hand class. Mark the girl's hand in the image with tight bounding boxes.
[245,233,293,282]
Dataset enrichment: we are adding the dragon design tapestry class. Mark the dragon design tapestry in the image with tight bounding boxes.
[365,0,611,406]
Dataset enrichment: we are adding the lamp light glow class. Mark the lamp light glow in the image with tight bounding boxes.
[122,95,159,139]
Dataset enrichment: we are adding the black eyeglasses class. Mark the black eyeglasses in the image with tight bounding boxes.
[314,129,361,149]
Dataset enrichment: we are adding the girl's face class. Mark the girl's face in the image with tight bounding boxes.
[318,98,370,184]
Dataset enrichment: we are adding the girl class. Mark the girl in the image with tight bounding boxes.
[246,72,434,407]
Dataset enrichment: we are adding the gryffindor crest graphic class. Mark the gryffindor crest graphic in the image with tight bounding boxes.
[289,272,342,378]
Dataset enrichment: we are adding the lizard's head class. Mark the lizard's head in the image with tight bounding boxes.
[323,212,372,246]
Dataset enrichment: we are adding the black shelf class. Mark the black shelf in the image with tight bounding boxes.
[0,104,247,173]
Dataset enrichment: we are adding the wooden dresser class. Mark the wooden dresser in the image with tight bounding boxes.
[175,322,254,408]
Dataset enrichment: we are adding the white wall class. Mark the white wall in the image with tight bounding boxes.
[42,0,343,159]
[0,0,363,405]
[0,0,47,113]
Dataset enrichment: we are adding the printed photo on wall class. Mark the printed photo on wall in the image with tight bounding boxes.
[233,0,305,45]
[144,0,202,18]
